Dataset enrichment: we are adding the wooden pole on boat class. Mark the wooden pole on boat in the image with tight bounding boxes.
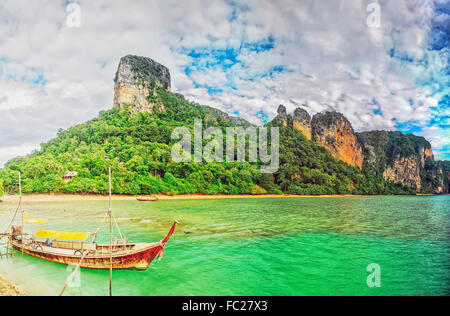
[109,167,113,297]
[19,172,24,257]
[21,212,24,256]
[6,236,10,260]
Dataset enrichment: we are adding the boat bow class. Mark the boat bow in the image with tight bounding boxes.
[158,220,179,260]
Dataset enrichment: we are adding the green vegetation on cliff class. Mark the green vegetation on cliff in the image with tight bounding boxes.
[357,131,432,171]
[0,86,413,196]
[271,116,414,195]
[357,130,445,193]
[439,161,450,193]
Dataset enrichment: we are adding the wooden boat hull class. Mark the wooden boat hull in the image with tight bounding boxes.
[10,221,178,271]
[136,198,159,202]
[11,241,161,270]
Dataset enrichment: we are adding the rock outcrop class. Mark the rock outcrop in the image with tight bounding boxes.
[311,111,364,169]
[293,107,312,140]
[357,131,445,194]
[277,104,288,126]
[114,55,171,112]
[383,156,422,191]
[112,55,254,127]
[269,105,446,193]
[422,146,434,166]
[383,145,444,193]
[420,146,445,193]
[442,161,450,193]
[356,131,390,170]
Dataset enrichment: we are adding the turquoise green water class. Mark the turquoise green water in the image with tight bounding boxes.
[0,196,449,296]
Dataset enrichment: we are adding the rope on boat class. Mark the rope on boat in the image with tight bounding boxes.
[93,213,109,240]
[112,214,129,254]
[2,172,23,253]
[92,211,127,252]
[2,193,22,235]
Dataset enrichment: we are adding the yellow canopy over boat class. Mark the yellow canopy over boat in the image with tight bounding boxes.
[34,229,93,241]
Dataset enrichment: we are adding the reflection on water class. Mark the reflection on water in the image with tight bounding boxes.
[0,196,449,296]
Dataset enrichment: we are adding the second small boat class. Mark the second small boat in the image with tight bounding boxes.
[137,196,159,202]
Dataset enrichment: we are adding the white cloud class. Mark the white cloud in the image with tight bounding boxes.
[0,143,38,167]
[0,0,448,167]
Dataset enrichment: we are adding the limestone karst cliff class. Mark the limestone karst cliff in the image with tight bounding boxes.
[311,111,364,169]
[382,156,422,191]
[273,107,364,169]
[114,55,171,112]
[293,107,312,140]
[357,131,445,194]
[113,55,251,127]
[441,161,450,193]
[271,105,446,194]
[277,104,288,127]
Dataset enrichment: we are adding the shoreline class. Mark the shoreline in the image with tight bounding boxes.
[0,274,26,296]
[0,193,447,203]
[0,193,368,203]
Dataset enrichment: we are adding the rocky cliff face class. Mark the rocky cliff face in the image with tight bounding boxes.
[441,161,450,193]
[421,146,445,193]
[356,131,390,170]
[113,55,253,127]
[358,131,445,194]
[383,156,422,191]
[422,147,434,166]
[385,146,444,193]
[114,55,171,112]
[276,104,288,127]
[270,105,445,194]
[293,107,312,140]
[311,112,364,169]
[275,108,363,169]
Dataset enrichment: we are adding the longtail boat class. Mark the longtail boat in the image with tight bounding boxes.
[4,170,178,271]
[9,221,177,270]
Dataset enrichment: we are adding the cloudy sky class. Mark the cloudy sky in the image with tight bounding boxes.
[0,0,449,166]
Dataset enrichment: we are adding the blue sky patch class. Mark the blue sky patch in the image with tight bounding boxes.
[181,36,280,96]
[393,119,424,134]
[0,58,47,88]
[256,109,269,124]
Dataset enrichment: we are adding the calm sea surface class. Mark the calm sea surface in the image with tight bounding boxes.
[0,196,449,296]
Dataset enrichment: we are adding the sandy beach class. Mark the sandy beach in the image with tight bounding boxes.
[0,275,26,296]
[0,193,364,203]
